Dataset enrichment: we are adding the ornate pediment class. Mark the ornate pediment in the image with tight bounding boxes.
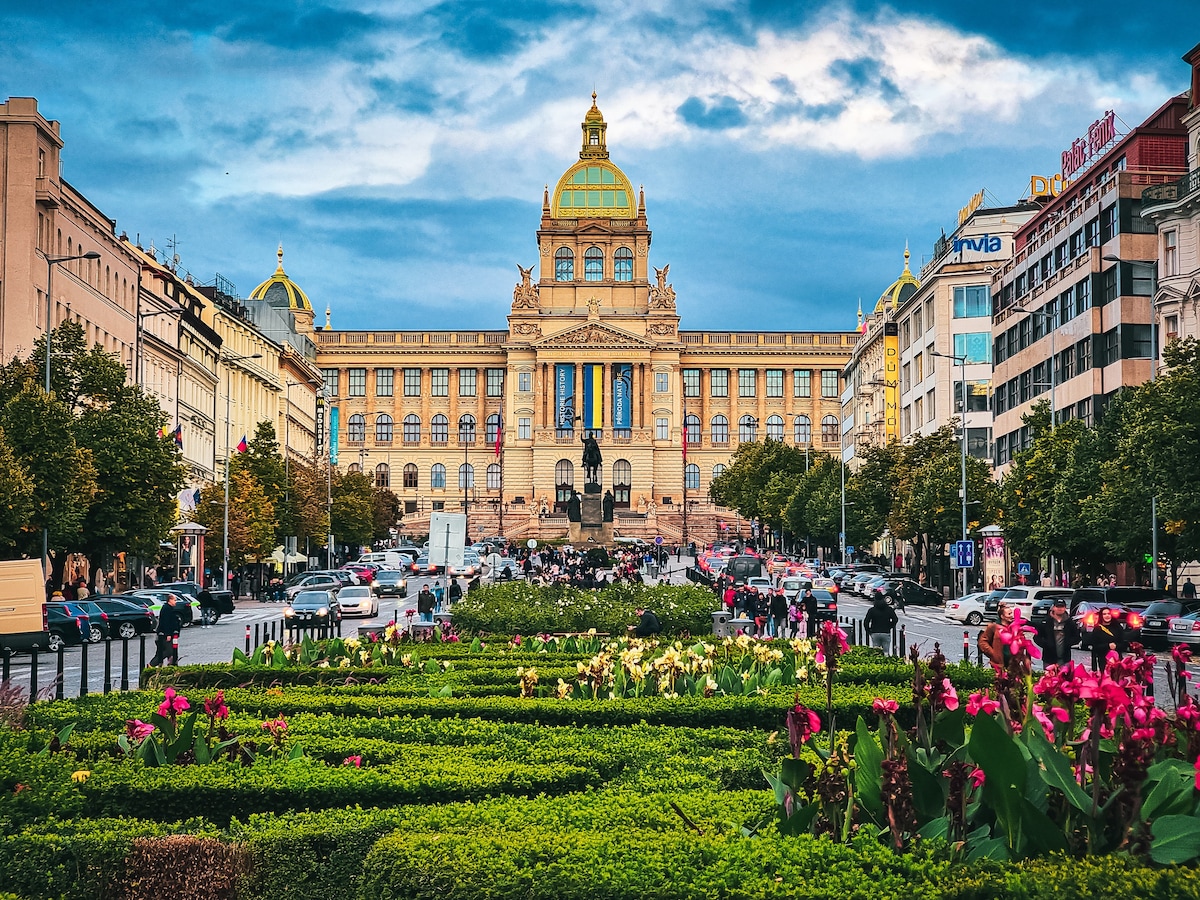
[534,321,656,349]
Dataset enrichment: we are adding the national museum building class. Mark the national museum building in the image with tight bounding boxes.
[312,97,857,543]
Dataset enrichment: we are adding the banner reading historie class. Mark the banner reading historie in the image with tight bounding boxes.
[555,364,575,429]
[581,364,604,430]
[612,363,632,430]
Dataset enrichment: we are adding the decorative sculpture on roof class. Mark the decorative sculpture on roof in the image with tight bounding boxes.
[512,264,539,309]
[649,264,676,310]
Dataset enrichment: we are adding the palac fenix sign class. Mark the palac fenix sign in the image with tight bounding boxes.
[1029,109,1117,199]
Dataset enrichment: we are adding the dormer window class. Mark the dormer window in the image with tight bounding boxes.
[589,130,599,145]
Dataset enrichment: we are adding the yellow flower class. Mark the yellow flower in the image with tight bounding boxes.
[71,770,90,783]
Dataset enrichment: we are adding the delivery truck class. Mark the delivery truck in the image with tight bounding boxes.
[0,559,48,651]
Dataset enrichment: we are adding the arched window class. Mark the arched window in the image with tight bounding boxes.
[614,247,633,282]
[738,415,758,443]
[485,414,501,447]
[685,463,700,490]
[766,415,784,441]
[431,463,446,488]
[794,415,811,444]
[684,414,701,446]
[584,247,604,281]
[613,458,631,508]
[403,463,418,488]
[403,414,420,444]
[347,414,365,442]
[710,415,729,445]
[459,414,476,444]
[487,463,501,490]
[348,463,362,474]
[458,463,474,489]
[555,247,574,281]
[431,414,448,445]
[375,463,390,488]
[555,459,574,510]
[713,463,727,479]
[821,415,840,444]
[376,414,393,442]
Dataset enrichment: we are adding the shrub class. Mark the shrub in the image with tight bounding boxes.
[120,834,248,900]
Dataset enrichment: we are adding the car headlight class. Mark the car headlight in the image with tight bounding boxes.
[318,606,329,616]
[283,607,295,617]
[371,580,379,587]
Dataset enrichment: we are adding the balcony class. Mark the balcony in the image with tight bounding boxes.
[1142,169,1200,213]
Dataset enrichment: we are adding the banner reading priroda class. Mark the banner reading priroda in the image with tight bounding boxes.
[612,363,632,430]
[329,406,340,465]
[581,363,604,430]
[555,364,575,430]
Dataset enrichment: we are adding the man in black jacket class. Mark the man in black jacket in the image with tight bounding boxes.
[151,594,182,666]
[1035,598,1080,668]
[863,594,898,654]
[632,607,662,638]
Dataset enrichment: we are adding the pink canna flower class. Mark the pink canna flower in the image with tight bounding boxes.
[872,698,899,715]
[968,767,985,789]
[786,702,822,755]
[157,687,190,718]
[203,690,229,721]
[125,719,154,743]
[966,692,999,716]
[940,679,959,712]
[1195,756,1200,792]
[342,755,362,767]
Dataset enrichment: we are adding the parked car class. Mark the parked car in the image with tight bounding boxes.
[872,579,942,608]
[999,587,1073,622]
[944,591,992,626]
[92,598,156,638]
[847,573,878,596]
[1168,611,1200,648]
[981,589,1013,622]
[155,582,237,615]
[341,563,379,584]
[337,585,379,618]
[410,556,444,576]
[126,590,195,627]
[283,590,343,628]
[72,600,112,642]
[44,602,90,651]
[449,552,483,578]
[372,570,409,598]
[746,576,773,594]
[1075,602,1145,650]
[808,588,838,622]
[1140,598,1200,649]
[284,574,343,600]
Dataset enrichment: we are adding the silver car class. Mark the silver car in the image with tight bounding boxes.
[1169,611,1200,647]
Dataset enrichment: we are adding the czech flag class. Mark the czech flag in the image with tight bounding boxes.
[494,420,502,458]
[236,435,248,453]
[173,424,183,450]
[682,417,688,461]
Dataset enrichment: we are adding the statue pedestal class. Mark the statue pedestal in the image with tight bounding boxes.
[569,493,613,544]
[583,482,602,494]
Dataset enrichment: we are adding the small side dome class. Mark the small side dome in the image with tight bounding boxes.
[248,244,312,312]
[873,245,920,314]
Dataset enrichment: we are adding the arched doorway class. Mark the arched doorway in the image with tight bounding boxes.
[555,459,574,513]
[612,459,631,509]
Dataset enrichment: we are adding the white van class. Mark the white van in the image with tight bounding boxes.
[357,550,417,570]
[0,559,47,651]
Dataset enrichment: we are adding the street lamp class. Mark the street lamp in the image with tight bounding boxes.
[1104,255,1161,587]
[932,350,969,598]
[42,251,100,580]
[221,352,262,590]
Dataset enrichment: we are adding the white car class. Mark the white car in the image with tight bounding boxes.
[944,591,991,626]
[337,585,379,618]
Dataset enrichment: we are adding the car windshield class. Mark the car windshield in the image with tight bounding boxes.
[376,572,403,582]
[811,590,835,601]
[340,587,370,598]
[1003,589,1029,599]
[1145,601,1183,615]
[293,591,330,605]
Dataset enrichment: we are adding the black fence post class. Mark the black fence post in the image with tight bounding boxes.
[976,636,984,667]
[248,624,254,654]
[29,647,38,701]
[138,635,146,689]
[963,631,970,663]
[891,624,898,656]
[120,638,130,692]
[899,624,906,658]
[2,646,9,682]
[1147,655,1155,699]
[55,645,65,700]
[79,640,89,697]
[103,639,113,694]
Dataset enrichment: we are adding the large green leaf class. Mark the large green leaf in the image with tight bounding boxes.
[908,752,948,824]
[780,757,813,793]
[1018,795,1068,856]
[1142,760,1197,821]
[932,707,965,748]
[968,712,1026,849]
[1150,815,1200,864]
[853,716,884,824]
[1025,724,1091,815]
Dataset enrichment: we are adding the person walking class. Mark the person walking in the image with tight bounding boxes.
[1090,606,1126,671]
[1035,598,1079,668]
[769,589,788,639]
[150,593,181,666]
[417,585,435,623]
[863,593,898,655]
[801,588,819,638]
[1183,578,1197,601]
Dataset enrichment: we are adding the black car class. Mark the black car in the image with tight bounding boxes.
[72,600,112,642]
[44,602,91,651]
[982,588,1014,622]
[1070,586,1167,616]
[284,589,343,629]
[156,582,236,618]
[873,578,942,608]
[372,570,409,598]
[93,598,157,639]
[1140,599,1200,649]
[808,588,838,621]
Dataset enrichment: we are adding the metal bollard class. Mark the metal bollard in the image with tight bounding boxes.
[138,635,146,689]
[55,645,65,700]
[171,634,179,665]
[2,646,9,682]
[103,639,112,694]
[79,640,89,697]
[977,638,984,667]
[247,625,253,654]
[1147,656,1155,698]
[29,647,38,701]
[120,638,130,692]
[891,624,899,656]
[963,631,970,663]
[899,624,906,658]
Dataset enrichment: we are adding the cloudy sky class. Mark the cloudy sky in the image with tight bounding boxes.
[2,2,1193,332]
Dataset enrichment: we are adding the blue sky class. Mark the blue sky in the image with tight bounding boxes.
[1,2,1193,332]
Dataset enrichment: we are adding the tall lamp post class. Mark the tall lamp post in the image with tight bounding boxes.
[932,350,969,598]
[42,251,100,581]
[221,352,262,590]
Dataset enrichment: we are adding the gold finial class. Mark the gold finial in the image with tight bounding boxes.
[275,243,285,274]
[902,242,911,273]
[591,90,597,105]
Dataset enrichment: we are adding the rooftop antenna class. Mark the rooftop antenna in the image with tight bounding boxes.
[165,234,182,272]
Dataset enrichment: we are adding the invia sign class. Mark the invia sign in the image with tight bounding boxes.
[953,234,1002,254]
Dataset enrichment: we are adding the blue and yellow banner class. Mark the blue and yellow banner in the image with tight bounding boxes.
[329,406,340,465]
[581,363,604,430]
[555,364,575,429]
[612,363,632,430]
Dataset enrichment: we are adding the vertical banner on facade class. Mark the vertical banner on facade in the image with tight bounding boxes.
[581,363,604,430]
[612,363,632,430]
[329,406,340,465]
[555,364,575,429]
[884,322,899,442]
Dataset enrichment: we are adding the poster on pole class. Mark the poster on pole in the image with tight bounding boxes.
[983,535,1006,588]
[428,512,466,568]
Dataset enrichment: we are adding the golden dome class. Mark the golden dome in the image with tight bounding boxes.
[248,244,312,312]
[873,245,920,314]
[551,93,636,219]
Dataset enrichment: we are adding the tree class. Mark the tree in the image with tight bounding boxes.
[193,471,276,572]
[234,422,290,542]
[0,426,35,553]
[289,461,331,551]
[331,470,375,550]
[709,439,809,537]
[373,487,401,541]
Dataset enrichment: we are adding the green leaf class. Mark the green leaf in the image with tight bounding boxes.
[1141,762,1197,820]
[232,647,250,666]
[777,801,820,836]
[918,815,950,841]
[1018,795,1068,856]
[908,753,948,824]
[968,713,1026,849]
[1150,815,1200,864]
[853,716,884,824]
[287,743,305,760]
[780,757,813,793]
[932,707,965,747]
[1025,724,1091,815]
[966,835,1010,862]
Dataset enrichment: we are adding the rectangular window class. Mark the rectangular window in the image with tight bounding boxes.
[902,406,911,435]
[375,368,394,397]
[953,332,992,365]
[926,389,936,422]
[901,362,911,394]
[710,369,728,397]
[738,369,756,397]
[913,308,922,335]
[1100,267,1118,306]
[431,368,449,397]
[517,417,531,440]
[655,417,670,441]
[1164,230,1179,277]
[1076,277,1091,314]
[1100,204,1117,244]
[518,371,532,393]
[914,397,923,426]
[955,380,991,413]
[347,368,366,397]
[682,368,701,398]
[403,368,421,396]
[1103,328,1120,367]
[458,368,477,397]
[901,320,911,350]
[1069,229,1083,258]
[953,285,991,318]
[914,353,924,384]
[967,427,991,460]
[1165,315,1179,338]
[1084,218,1099,248]
[765,369,784,397]
[321,368,339,398]
[486,368,505,397]
[1054,242,1068,271]
[821,370,839,398]
[793,369,811,398]
[655,372,670,394]
[1121,324,1153,359]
